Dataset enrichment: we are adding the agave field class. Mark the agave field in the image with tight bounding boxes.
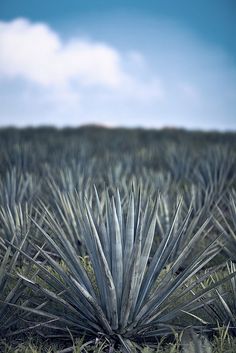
[1,126,236,353]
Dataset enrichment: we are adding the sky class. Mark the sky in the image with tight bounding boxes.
[0,0,236,130]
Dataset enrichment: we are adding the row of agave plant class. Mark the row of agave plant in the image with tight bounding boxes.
[0,129,236,351]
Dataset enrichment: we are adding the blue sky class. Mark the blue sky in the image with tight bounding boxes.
[0,0,235,130]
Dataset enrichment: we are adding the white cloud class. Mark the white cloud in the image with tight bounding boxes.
[0,18,129,88]
[0,17,165,102]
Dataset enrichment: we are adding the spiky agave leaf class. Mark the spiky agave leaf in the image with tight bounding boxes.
[0,234,30,337]
[46,163,93,205]
[12,190,234,351]
[0,202,45,261]
[214,192,236,261]
[0,203,32,248]
[36,194,86,255]
[200,261,236,336]
[0,167,39,209]
[194,146,235,208]
[153,190,216,272]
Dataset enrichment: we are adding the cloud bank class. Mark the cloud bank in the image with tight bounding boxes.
[0,19,162,95]
[0,18,128,88]
[0,18,235,129]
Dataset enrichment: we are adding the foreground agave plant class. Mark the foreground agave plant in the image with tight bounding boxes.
[12,189,233,351]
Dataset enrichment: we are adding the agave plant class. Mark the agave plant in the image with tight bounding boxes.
[194,146,235,207]
[213,192,236,262]
[215,262,236,335]
[154,190,219,269]
[195,261,236,337]
[0,203,32,247]
[0,238,29,337]
[0,168,39,209]
[163,144,196,184]
[9,189,234,352]
[0,202,45,262]
[37,192,86,255]
[46,161,93,201]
